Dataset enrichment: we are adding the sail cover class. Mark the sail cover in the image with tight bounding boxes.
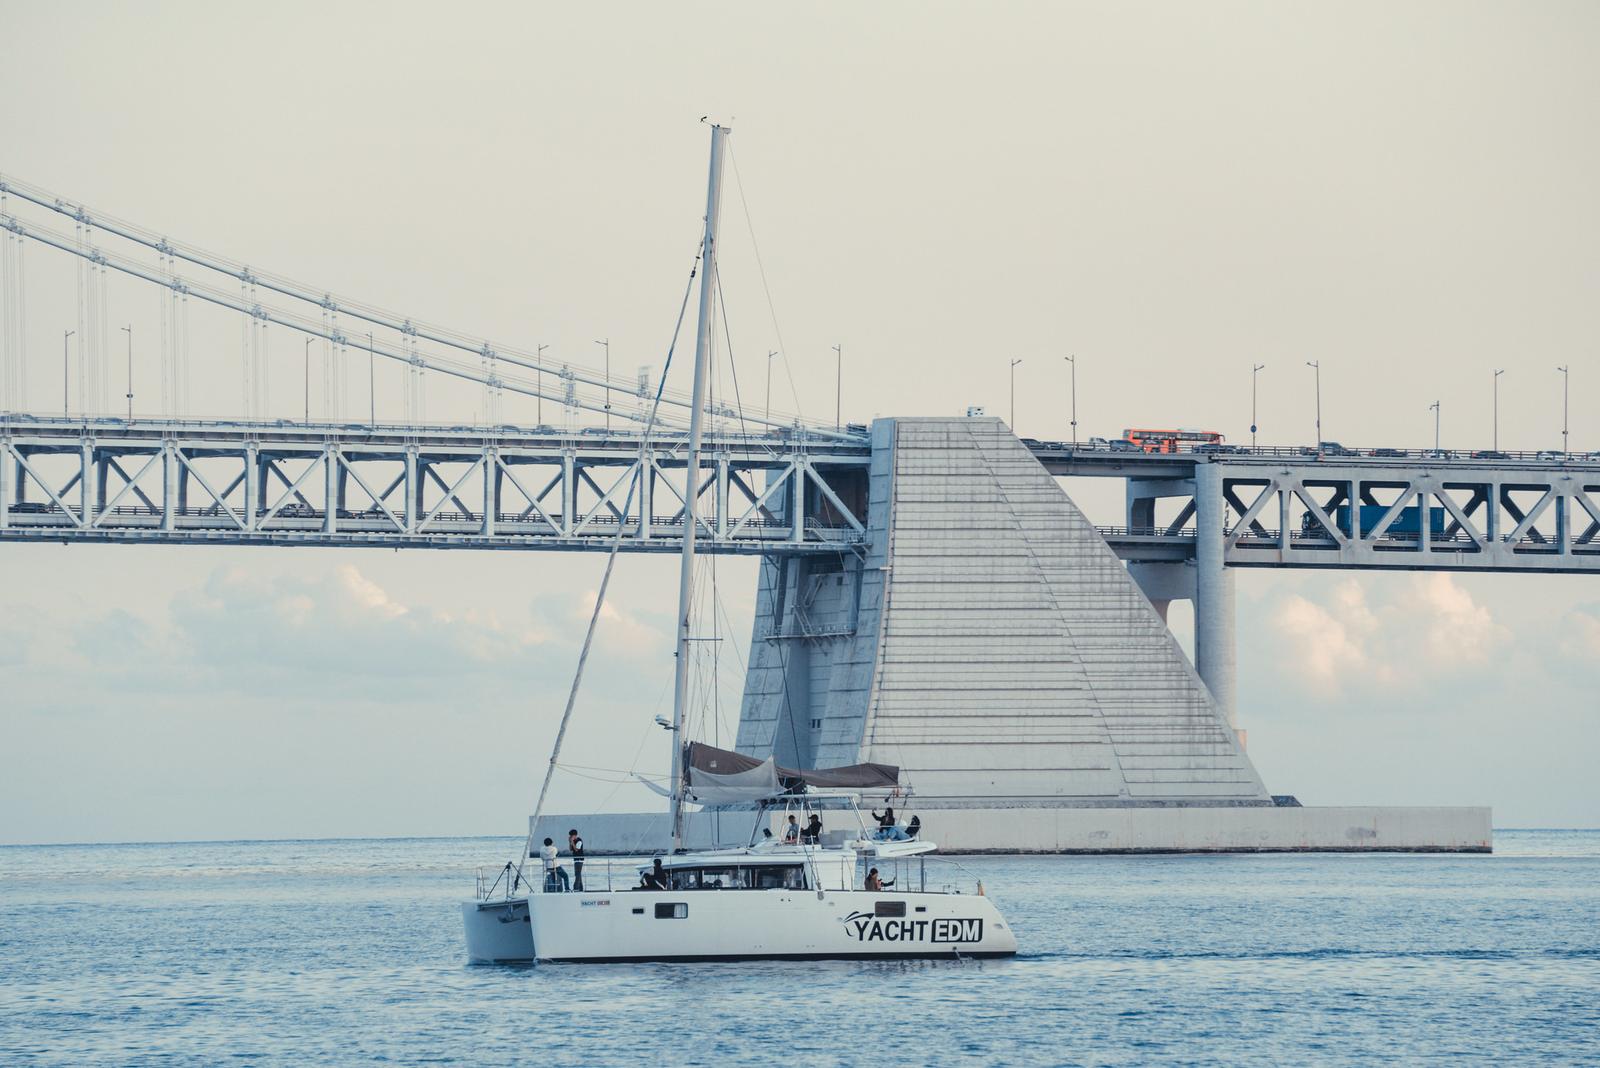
[684,743,899,804]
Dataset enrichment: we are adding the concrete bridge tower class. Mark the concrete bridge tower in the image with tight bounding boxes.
[735,416,1266,808]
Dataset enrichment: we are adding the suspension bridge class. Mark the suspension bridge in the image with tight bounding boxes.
[0,167,1581,851]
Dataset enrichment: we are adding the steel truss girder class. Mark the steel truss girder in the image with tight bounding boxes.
[0,418,869,555]
[1119,461,1600,573]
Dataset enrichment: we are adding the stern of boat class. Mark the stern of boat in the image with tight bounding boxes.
[462,897,534,963]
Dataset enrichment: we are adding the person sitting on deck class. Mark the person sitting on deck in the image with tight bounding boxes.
[783,815,801,844]
[904,815,921,840]
[541,837,569,892]
[639,857,668,890]
[802,814,823,845]
[864,867,896,891]
[871,806,905,841]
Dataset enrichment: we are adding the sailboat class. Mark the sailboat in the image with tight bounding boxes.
[461,124,1018,964]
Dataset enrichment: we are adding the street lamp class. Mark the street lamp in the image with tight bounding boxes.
[536,343,549,426]
[368,331,376,428]
[1010,358,1023,430]
[766,350,777,421]
[1493,368,1504,451]
[1251,364,1265,448]
[1558,365,1569,454]
[833,344,843,431]
[1064,354,1077,445]
[594,339,610,431]
[1305,360,1321,447]
[1430,400,1440,453]
[121,324,133,420]
[62,329,74,417]
[304,336,313,425]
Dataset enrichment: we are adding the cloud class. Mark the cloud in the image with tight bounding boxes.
[1266,573,1506,696]
[1562,606,1600,660]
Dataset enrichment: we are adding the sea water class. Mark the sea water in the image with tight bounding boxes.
[2,831,1597,1065]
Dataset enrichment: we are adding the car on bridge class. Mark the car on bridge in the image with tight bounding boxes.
[1472,449,1510,460]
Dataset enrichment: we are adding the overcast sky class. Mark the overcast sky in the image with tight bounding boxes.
[2,1,1598,843]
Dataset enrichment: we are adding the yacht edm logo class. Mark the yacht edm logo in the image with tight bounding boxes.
[841,911,983,944]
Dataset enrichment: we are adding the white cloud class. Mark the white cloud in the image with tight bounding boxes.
[1267,573,1505,694]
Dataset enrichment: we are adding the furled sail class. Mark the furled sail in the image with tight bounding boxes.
[683,742,899,804]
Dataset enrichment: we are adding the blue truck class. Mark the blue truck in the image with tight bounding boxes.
[1302,504,1447,537]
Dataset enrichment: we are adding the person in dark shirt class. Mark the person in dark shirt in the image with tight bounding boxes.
[864,867,896,891]
[871,805,897,840]
[567,828,585,892]
[802,813,823,844]
[639,857,668,890]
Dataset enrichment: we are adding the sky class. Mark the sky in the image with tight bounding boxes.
[1,1,1598,843]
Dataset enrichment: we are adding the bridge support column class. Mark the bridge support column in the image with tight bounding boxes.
[162,442,178,532]
[1127,561,1196,624]
[245,443,258,530]
[404,447,418,533]
[482,450,497,537]
[1195,461,1237,729]
[80,441,95,526]
[0,442,9,529]
[323,446,338,534]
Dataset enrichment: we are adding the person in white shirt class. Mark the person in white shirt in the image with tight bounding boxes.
[540,836,569,892]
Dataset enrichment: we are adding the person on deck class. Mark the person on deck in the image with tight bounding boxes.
[639,857,668,890]
[864,867,895,891]
[802,813,823,845]
[871,805,899,841]
[541,837,569,892]
[904,815,921,840]
[567,828,585,892]
[783,815,801,844]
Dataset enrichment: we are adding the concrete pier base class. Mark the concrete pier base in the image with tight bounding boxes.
[535,805,1492,855]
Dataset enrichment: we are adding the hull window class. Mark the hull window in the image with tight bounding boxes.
[654,902,688,919]
[875,901,907,918]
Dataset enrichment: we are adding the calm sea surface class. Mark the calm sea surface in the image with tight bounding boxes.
[2,831,1597,1066]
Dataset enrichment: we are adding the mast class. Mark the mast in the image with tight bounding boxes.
[671,123,729,851]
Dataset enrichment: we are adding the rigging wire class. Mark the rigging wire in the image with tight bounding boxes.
[727,140,806,426]
[511,235,704,890]
[714,261,810,768]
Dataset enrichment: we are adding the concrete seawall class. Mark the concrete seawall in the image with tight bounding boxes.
[536,805,1492,855]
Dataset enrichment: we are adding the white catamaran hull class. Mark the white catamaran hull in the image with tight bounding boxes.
[525,889,1017,963]
[462,898,534,963]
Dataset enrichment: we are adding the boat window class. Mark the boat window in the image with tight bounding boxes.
[668,869,698,890]
[750,865,807,890]
[875,901,907,918]
[697,867,741,890]
[654,902,687,919]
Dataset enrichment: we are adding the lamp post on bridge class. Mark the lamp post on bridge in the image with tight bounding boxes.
[1064,354,1077,445]
[536,343,548,426]
[1010,358,1023,430]
[766,350,777,421]
[121,324,133,421]
[1493,368,1504,451]
[594,339,611,432]
[833,343,842,431]
[62,330,74,417]
[1558,365,1569,455]
[1305,360,1321,448]
[304,337,312,425]
[1430,400,1440,453]
[1251,363,1265,448]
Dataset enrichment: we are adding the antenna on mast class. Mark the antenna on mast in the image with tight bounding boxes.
[670,122,730,852]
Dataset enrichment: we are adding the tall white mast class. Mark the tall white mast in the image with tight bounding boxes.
[671,123,729,851]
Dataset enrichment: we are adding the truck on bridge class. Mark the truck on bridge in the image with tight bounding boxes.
[1301,504,1448,538]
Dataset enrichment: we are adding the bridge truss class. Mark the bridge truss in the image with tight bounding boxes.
[0,417,870,555]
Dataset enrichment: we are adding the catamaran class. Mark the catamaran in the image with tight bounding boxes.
[461,124,1018,964]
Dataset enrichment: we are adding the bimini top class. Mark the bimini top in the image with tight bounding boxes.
[683,743,899,805]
